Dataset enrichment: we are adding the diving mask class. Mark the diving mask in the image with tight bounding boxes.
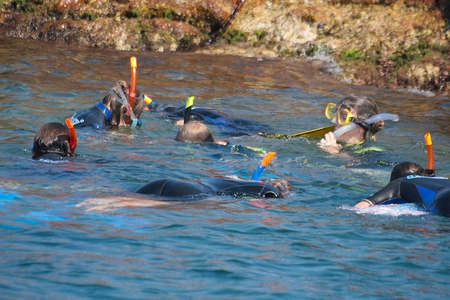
[111,86,141,128]
[324,103,354,126]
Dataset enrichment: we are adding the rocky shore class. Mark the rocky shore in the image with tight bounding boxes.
[0,0,448,95]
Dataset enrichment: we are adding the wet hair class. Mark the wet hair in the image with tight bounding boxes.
[265,178,292,198]
[175,121,214,143]
[338,95,383,137]
[390,161,426,182]
[102,80,145,127]
[32,122,73,159]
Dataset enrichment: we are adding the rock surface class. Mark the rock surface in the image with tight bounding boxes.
[0,0,448,94]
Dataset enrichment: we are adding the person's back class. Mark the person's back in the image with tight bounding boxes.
[149,102,272,136]
[136,177,289,200]
[354,162,450,216]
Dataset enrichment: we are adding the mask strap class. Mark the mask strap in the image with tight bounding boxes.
[114,86,139,127]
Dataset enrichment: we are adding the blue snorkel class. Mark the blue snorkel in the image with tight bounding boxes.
[251,152,276,180]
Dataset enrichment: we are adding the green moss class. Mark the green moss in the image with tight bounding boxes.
[340,48,365,61]
[163,8,175,20]
[179,34,193,49]
[222,29,246,44]
[280,48,294,57]
[254,30,267,41]
[389,40,441,70]
[81,11,98,21]
[125,9,139,19]
[305,43,318,57]
[11,0,42,12]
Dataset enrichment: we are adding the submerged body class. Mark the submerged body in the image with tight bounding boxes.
[149,103,272,136]
[362,175,450,217]
[70,103,111,129]
[136,177,283,200]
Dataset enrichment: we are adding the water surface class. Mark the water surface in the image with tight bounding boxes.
[0,37,449,299]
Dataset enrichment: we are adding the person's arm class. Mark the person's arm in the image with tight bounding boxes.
[354,178,402,207]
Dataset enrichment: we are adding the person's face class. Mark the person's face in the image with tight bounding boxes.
[335,125,365,144]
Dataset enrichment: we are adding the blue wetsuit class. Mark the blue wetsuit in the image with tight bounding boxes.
[70,103,111,129]
[136,177,281,200]
[366,175,450,217]
[149,103,272,136]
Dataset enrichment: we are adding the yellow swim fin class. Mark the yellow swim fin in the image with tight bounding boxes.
[258,125,335,139]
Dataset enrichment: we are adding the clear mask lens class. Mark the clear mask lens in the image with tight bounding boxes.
[337,108,353,125]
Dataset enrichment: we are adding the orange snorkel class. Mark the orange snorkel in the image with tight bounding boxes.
[424,132,434,175]
[251,152,276,180]
[65,118,77,153]
[128,56,137,109]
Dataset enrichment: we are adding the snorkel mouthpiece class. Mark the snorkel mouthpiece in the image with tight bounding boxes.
[184,96,195,124]
[333,112,399,140]
[424,132,434,175]
[128,56,137,109]
[251,152,276,180]
[65,118,77,153]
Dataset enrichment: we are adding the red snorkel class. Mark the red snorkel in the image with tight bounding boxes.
[128,56,137,109]
[424,132,434,175]
[65,118,77,153]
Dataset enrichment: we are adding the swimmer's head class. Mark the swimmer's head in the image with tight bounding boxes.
[32,122,74,159]
[390,161,427,181]
[103,80,146,127]
[331,95,384,143]
[265,178,292,198]
[175,121,215,143]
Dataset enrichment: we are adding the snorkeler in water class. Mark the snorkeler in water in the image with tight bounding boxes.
[136,177,291,200]
[69,80,150,129]
[147,98,272,136]
[176,120,227,145]
[175,119,268,158]
[354,133,449,216]
[318,95,398,154]
[353,161,450,217]
[32,119,77,160]
[136,148,286,200]
[172,97,266,156]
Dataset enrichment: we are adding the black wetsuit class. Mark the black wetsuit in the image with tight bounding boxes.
[149,103,272,136]
[136,178,281,200]
[70,103,111,129]
[365,175,450,217]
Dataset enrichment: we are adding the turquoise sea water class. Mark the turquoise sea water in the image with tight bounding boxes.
[0,37,449,299]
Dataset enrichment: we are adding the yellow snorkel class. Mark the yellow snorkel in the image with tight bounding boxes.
[184,96,195,124]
